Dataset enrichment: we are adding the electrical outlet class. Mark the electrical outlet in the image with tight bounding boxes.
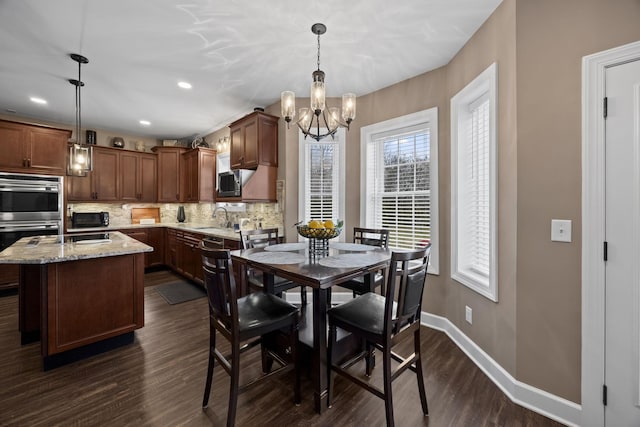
[465,306,472,324]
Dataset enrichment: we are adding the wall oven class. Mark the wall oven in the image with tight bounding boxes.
[0,172,63,251]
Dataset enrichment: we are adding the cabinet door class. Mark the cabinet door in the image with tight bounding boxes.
[146,227,164,267]
[242,117,259,168]
[27,127,68,173]
[197,149,215,202]
[93,148,119,201]
[119,151,140,202]
[0,264,19,290]
[156,148,182,202]
[258,114,278,167]
[229,125,244,169]
[0,121,27,169]
[139,154,157,202]
[165,229,178,269]
[182,150,198,202]
[67,173,93,201]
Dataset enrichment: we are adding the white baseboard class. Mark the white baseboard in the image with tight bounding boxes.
[421,312,582,426]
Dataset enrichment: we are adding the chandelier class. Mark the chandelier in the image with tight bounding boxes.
[281,23,356,141]
[67,53,93,176]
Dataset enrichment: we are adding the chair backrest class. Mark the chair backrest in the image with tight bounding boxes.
[240,228,279,250]
[384,244,431,337]
[353,227,389,248]
[200,244,238,333]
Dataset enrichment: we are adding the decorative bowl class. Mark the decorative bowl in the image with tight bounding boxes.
[297,225,342,240]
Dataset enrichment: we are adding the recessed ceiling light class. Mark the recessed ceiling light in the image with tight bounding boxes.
[30,97,47,105]
[178,81,192,89]
[139,120,151,126]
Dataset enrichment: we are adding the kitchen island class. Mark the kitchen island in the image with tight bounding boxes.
[0,231,152,370]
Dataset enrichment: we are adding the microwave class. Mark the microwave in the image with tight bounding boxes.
[218,170,241,197]
[71,211,109,228]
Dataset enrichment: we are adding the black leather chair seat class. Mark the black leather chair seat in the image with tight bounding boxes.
[327,292,396,335]
[238,292,299,334]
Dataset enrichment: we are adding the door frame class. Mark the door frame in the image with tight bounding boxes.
[582,40,640,425]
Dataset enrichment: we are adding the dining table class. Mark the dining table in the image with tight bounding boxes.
[230,240,391,414]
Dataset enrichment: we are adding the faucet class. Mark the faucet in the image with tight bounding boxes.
[213,206,231,228]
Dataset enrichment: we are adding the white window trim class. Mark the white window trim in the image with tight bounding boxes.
[360,107,439,275]
[298,128,346,242]
[450,62,498,301]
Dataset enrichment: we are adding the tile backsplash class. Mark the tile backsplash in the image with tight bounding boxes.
[67,202,283,230]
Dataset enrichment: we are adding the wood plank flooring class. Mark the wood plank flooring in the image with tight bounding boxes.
[0,269,566,426]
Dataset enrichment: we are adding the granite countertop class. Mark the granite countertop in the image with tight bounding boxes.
[65,222,280,241]
[0,231,153,265]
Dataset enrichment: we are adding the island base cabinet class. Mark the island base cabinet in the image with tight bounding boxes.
[19,253,145,368]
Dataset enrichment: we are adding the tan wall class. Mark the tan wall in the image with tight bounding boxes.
[445,0,519,377]
[274,0,640,405]
[514,0,640,402]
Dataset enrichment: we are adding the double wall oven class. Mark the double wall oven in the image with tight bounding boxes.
[0,172,63,252]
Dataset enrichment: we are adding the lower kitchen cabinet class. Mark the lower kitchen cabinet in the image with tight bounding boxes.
[0,264,19,291]
[119,228,164,268]
[164,228,238,286]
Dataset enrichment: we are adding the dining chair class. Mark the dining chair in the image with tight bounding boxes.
[339,227,390,297]
[240,228,307,305]
[327,244,431,427]
[200,245,301,427]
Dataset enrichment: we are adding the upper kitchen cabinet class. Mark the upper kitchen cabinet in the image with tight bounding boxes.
[120,151,157,202]
[182,147,216,202]
[153,146,186,202]
[67,146,119,201]
[229,111,278,170]
[0,120,70,175]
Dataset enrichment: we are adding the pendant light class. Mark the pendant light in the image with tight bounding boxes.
[67,53,92,176]
[281,23,356,141]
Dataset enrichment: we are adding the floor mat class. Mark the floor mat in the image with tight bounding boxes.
[154,281,206,305]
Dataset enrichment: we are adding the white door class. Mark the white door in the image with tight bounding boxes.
[605,58,640,426]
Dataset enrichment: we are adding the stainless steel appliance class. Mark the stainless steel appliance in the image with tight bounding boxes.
[71,211,109,228]
[218,170,241,197]
[0,172,63,251]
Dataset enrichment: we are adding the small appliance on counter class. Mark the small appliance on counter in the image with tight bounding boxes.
[71,211,109,228]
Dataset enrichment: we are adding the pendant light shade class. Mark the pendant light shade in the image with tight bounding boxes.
[67,53,92,176]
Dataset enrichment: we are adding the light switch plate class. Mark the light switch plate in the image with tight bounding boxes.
[551,219,572,242]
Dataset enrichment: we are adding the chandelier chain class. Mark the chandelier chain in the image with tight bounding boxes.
[317,31,321,71]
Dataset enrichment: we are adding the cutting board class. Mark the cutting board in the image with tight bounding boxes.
[131,207,161,224]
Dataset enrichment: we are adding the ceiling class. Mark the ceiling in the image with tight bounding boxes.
[0,0,502,141]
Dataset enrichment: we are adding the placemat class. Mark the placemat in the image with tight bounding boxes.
[318,253,383,268]
[246,251,306,264]
[330,242,377,252]
[264,242,307,252]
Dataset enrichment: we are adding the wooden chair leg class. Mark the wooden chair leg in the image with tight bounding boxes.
[300,286,307,305]
[227,343,241,427]
[414,329,429,415]
[291,324,301,405]
[382,349,395,427]
[202,328,216,408]
[327,324,336,408]
[365,341,374,376]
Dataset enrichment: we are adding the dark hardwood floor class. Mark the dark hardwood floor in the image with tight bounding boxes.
[0,269,565,426]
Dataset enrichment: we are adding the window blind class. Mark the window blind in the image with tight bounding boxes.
[304,140,340,222]
[366,127,432,249]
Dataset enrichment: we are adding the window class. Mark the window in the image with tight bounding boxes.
[361,108,439,274]
[298,129,345,240]
[450,62,497,301]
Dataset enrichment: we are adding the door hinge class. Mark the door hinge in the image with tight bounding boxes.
[603,97,608,119]
[604,241,608,261]
[603,384,608,406]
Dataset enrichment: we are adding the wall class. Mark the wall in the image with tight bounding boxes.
[514,0,640,402]
[274,0,640,405]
